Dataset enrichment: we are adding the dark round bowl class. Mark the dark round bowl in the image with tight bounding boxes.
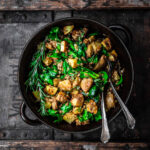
[19,18,134,133]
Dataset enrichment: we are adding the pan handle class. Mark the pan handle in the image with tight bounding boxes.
[20,102,42,126]
[108,25,132,49]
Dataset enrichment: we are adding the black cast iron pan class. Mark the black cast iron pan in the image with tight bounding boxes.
[19,18,134,133]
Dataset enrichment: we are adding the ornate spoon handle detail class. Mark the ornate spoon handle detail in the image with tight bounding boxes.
[101,92,110,143]
[110,81,136,129]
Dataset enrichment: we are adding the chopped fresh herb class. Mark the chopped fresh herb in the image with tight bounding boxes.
[61,102,73,115]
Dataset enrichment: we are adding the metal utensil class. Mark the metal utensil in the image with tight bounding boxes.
[101,92,110,143]
[107,59,136,129]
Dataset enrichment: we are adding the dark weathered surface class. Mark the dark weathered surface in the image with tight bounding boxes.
[0,140,150,150]
[0,10,150,146]
[0,0,150,10]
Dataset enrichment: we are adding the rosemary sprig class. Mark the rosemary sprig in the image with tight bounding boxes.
[25,41,46,100]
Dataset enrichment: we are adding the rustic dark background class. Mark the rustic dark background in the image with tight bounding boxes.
[0,7,150,150]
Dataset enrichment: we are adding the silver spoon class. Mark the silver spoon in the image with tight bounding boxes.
[107,60,136,129]
[101,92,110,143]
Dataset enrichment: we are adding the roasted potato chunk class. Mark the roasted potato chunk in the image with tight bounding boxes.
[46,41,57,50]
[44,85,58,95]
[72,77,81,88]
[71,94,84,107]
[68,58,78,68]
[45,101,52,109]
[43,56,53,66]
[53,78,61,87]
[83,35,95,44]
[63,25,74,35]
[51,100,58,110]
[72,30,81,41]
[86,40,101,57]
[101,38,112,51]
[73,107,82,115]
[105,92,115,110]
[80,78,93,93]
[94,55,106,70]
[86,100,98,114]
[71,90,79,96]
[61,41,67,52]
[112,70,120,82]
[86,44,93,58]
[63,112,77,124]
[58,80,72,91]
[56,91,67,103]
[92,40,102,54]
[76,119,89,126]
[32,91,40,101]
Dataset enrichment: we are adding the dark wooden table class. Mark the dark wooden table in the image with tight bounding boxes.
[0,1,150,149]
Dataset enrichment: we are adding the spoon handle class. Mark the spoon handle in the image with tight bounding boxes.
[110,81,136,129]
[101,92,110,143]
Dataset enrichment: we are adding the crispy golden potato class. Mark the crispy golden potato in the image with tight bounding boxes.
[92,40,102,54]
[63,25,74,35]
[101,38,112,51]
[86,100,98,114]
[72,30,81,41]
[46,41,57,50]
[32,91,40,101]
[105,92,115,110]
[56,91,67,103]
[94,55,106,70]
[75,119,89,126]
[72,77,81,88]
[80,78,93,93]
[58,80,72,91]
[63,112,77,124]
[43,56,53,66]
[44,85,58,95]
[86,44,93,58]
[68,58,78,68]
[71,90,79,96]
[112,70,120,82]
[53,78,61,87]
[52,100,58,110]
[45,101,52,109]
[71,94,84,107]
[61,41,68,52]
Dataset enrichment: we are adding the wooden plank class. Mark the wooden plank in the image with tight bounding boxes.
[0,11,52,23]
[0,0,150,10]
[0,140,149,150]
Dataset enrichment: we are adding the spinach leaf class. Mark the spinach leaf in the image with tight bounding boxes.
[92,94,100,103]
[61,102,73,115]
[94,110,102,121]
[48,27,61,41]
[40,74,53,85]
[48,109,63,123]
[87,55,99,64]
[89,85,98,97]
[78,110,94,122]
[88,32,99,37]
[63,61,68,74]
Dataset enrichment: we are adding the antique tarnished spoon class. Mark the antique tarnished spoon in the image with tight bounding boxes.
[107,59,136,129]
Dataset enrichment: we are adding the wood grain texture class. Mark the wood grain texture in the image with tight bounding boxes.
[0,0,150,10]
[0,140,149,150]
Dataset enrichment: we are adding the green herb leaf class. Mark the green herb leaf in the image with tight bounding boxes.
[61,102,73,115]
[89,85,98,97]
[78,110,93,122]
[94,110,102,121]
